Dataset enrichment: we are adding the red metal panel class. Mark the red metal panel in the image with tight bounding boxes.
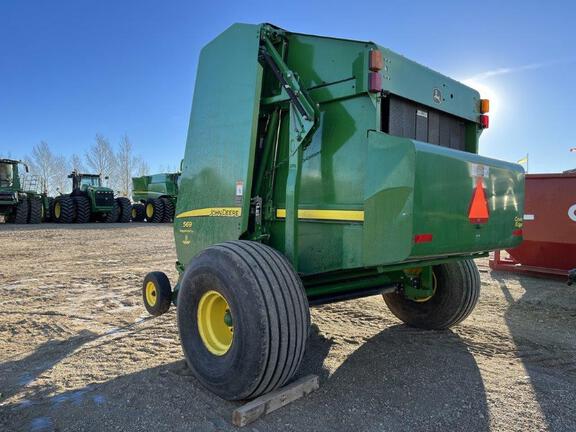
[505,173,576,272]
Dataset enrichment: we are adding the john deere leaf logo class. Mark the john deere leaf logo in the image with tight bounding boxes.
[433,88,442,104]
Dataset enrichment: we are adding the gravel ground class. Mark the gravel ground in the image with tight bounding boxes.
[0,224,575,431]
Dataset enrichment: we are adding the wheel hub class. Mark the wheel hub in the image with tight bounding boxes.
[145,281,157,306]
[146,203,154,218]
[54,202,61,218]
[197,290,234,356]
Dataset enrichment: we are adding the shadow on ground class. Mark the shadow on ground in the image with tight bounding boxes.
[493,271,576,432]
[1,322,489,432]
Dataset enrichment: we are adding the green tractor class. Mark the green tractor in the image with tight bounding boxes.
[130,172,179,223]
[53,170,131,223]
[0,159,51,224]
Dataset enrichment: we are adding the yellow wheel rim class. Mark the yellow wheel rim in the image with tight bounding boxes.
[54,202,61,218]
[414,271,438,303]
[197,290,234,356]
[145,281,157,307]
[146,203,154,218]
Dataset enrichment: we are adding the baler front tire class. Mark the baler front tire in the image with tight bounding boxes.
[142,271,172,316]
[177,240,310,401]
[383,260,480,330]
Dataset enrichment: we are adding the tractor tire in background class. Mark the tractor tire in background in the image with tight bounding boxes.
[28,197,42,224]
[160,198,174,223]
[383,260,480,330]
[43,197,55,222]
[73,196,91,223]
[13,198,29,224]
[131,203,145,222]
[53,196,75,223]
[145,198,164,223]
[116,197,131,223]
[103,201,119,223]
[177,240,310,400]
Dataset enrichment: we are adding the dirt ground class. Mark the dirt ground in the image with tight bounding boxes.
[0,224,575,432]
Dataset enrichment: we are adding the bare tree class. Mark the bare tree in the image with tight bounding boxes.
[70,153,85,173]
[27,141,70,195]
[116,134,136,197]
[135,157,150,177]
[52,155,71,194]
[86,134,116,178]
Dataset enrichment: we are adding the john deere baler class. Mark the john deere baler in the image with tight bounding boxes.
[142,23,524,400]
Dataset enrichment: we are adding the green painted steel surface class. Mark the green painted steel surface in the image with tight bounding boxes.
[173,23,524,298]
[132,173,179,203]
[174,24,263,267]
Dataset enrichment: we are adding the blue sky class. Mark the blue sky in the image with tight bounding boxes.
[1,0,575,173]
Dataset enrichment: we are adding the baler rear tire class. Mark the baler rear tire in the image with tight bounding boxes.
[160,198,174,223]
[13,199,29,224]
[116,197,131,223]
[177,240,310,400]
[383,260,480,330]
[53,196,75,223]
[28,197,42,224]
[73,196,91,223]
[145,198,164,223]
[131,203,145,222]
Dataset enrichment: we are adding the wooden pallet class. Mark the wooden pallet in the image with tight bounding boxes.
[232,375,319,427]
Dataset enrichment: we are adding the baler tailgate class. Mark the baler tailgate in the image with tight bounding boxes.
[363,131,524,265]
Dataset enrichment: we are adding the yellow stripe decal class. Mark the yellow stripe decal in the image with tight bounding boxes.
[276,208,364,222]
[176,207,242,218]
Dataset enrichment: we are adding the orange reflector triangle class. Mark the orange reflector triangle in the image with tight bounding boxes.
[468,178,489,224]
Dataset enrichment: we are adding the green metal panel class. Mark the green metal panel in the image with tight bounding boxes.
[362,131,524,266]
[377,45,481,122]
[174,23,263,267]
[173,23,524,301]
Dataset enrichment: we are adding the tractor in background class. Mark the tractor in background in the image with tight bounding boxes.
[0,159,52,224]
[131,172,179,223]
[53,170,131,223]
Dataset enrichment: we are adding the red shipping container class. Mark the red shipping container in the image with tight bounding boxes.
[490,172,576,276]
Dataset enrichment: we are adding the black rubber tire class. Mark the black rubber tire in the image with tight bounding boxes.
[103,201,119,223]
[13,198,29,224]
[28,197,42,224]
[177,240,310,400]
[116,197,131,223]
[160,198,174,223]
[145,198,164,223]
[53,196,75,223]
[131,203,145,222]
[142,271,172,316]
[383,260,481,330]
[44,197,55,222]
[73,196,91,223]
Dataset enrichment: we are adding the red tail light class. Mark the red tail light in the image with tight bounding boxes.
[479,114,489,129]
[414,234,433,244]
[369,72,382,93]
[369,50,383,72]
